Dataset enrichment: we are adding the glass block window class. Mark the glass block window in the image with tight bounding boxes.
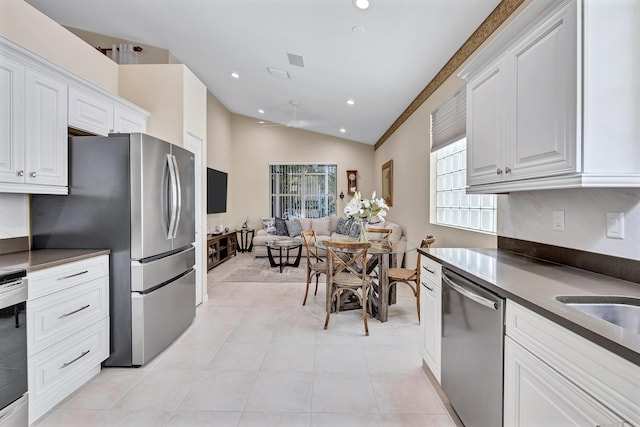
[435,138,496,233]
[270,164,337,219]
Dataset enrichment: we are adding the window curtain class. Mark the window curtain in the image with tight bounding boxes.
[430,87,466,152]
[270,164,337,219]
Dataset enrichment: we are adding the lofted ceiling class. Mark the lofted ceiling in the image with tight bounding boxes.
[25,0,500,145]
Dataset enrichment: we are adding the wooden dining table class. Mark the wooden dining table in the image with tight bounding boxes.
[316,239,416,322]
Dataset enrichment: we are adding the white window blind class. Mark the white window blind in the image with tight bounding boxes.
[270,164,337,219]
[430,88,466,152]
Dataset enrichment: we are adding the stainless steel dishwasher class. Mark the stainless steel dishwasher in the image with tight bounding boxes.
[441,268,505,427]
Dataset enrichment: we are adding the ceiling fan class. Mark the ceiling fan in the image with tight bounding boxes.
[259,100,311,129]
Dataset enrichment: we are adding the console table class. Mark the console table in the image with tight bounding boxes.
[207,232,237,270]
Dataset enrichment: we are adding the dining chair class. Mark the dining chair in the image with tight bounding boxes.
[323,240,373,335]
[300,229,327,306]
[387,234,436,321]
[365,227,392,241]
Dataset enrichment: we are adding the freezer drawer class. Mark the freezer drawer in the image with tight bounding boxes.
[130,269,195,366]
[131,246,195,292]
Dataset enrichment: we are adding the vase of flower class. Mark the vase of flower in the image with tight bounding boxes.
[358,216,369,242]
[344,191,389,242]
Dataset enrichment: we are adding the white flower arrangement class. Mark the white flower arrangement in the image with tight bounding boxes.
[344,191,389,230]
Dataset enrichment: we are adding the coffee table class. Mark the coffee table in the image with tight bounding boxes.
[266,240,303,273]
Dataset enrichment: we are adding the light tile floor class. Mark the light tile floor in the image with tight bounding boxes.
[34,253,455,427]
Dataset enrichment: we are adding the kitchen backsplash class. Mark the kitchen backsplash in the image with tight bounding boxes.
[0,194,29,238]
[498,188,640,261]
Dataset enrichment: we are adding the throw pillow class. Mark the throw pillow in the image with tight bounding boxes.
[274,217,288,236]
[348,221,362,238]
[336,217,352,235]
[312,217,331,236]
[297,217,312,231]
[261,217,276,235]
[285,219,303,237]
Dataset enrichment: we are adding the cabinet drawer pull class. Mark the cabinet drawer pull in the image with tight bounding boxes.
[505,166,512,174]
[61,349,90,368]
[422,265,436,274]
[30,172,36,178]
[17,170,24,177]
[59,304,90,319]
[496,168,503,175]
[57,270,89,280]
[421,281,434,292]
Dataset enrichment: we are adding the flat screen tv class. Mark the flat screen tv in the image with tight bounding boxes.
[207,168,228,214]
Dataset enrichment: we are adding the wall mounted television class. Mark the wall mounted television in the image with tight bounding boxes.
[207,168,228,214]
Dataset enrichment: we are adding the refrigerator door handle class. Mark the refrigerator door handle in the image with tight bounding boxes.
[171,154,182,239]
[166,154,179,239]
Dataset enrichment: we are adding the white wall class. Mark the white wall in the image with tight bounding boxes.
[0,194,29,238]
[499,188,640,260]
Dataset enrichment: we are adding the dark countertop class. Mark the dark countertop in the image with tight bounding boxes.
[0,249,110,272]
[419,247,640,366]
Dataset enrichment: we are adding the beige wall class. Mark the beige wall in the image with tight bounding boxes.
[1,0,118,93]
[119,64,185,145]
[374,76,496,269]
[229,115,375,231]
[206,93,234,232]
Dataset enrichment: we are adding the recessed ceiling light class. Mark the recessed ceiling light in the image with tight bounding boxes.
[231,72,240,79]
[258,109,265,114]
[259,121,266,124]
[351,25,366,34]
[340,128,347,133]
[346,99,355,106]
[354,0,370,10]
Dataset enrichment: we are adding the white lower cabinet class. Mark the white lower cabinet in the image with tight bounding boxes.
[504,301,639,426]
[419,255,442,382]
[504,337,624,426]
[27,255,110,424]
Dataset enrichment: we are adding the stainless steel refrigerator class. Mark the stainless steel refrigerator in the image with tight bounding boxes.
[31,133,196,367]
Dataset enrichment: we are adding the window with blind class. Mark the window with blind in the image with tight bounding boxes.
[270,164,337,219]
[431,89,496,233]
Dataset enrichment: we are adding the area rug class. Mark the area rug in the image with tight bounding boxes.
[219,257,307,283]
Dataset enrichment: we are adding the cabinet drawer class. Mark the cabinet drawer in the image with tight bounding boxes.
[420,255,441,286]
[506,301,640,424]
[28,255,108,299]
[27,276,109,355]
[28,317,109,422]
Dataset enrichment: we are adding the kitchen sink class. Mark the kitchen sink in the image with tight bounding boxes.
[555,296,640,335]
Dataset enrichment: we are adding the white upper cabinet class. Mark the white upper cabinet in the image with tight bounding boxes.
[0,44,68,194]
[68,85,148,136]
[461,0,640,193]
[24,68,68,188]
[0,54,25,185]
[68,86,115,136]
[0,36,149,195]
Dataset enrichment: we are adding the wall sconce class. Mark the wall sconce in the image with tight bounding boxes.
[339,191,345,199]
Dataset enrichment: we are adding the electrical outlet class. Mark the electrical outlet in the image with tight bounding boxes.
[552,210,565,232]
[606,212,625,239]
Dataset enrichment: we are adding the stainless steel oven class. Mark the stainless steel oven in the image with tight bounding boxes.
[441,268,505,427]
[0,268,28,427]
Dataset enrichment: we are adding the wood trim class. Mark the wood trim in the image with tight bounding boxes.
[374,0,526,151]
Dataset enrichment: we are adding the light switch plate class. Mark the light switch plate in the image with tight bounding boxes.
[552,210,565,232]
[606,212,625,239]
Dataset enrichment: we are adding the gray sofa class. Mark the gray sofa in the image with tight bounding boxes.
[253,215,405,263]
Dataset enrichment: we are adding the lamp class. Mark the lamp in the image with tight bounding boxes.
[354,0,370,10]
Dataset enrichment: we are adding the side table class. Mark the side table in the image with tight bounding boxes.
[235,228,255,253]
